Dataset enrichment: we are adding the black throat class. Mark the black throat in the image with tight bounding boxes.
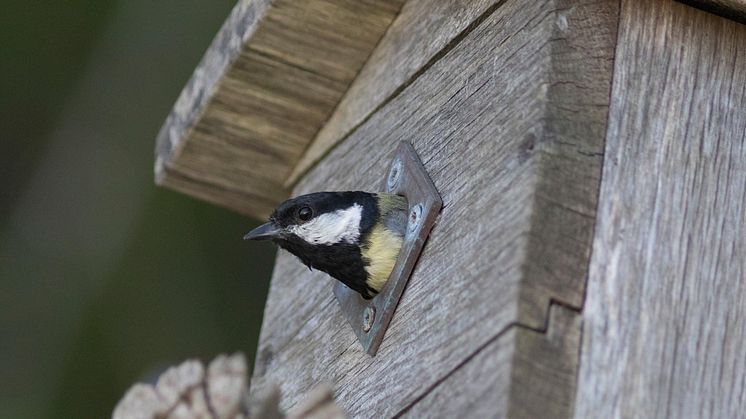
[274,192,379,298]
[275,238,375,298]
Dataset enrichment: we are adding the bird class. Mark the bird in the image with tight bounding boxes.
[244,191,408,299]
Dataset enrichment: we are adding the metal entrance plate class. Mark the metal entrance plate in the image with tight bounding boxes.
[334,141,442,356]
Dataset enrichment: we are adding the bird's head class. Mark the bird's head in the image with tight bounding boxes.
[243,191,376,246]
[244,191,407,299]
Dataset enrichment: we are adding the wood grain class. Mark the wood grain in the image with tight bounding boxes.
[401,305,581,419]
[155,0,403,218]
[400,328,515,419]
[285,0,499,186]
[678,0,746,23]
[508,305,581,419]
[286,385,346,419]
[575,1,746,418]
[251,0,618,416]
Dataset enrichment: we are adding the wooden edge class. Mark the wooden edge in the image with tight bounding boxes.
[283,0,502,187]
[513,0,619,328]
[508,304,582,418]
[155,0,271,183]
[287,384,347,419]
[154,0,404,218]
[677,0,746,23]
[398,304,582,418]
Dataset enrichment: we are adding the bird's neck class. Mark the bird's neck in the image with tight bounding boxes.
[359,193,408,293]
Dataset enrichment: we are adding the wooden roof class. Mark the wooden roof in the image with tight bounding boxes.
[154,0,744,220]
[154,0,403,218]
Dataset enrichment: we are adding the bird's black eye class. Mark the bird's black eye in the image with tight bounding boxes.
[297,206,313,222]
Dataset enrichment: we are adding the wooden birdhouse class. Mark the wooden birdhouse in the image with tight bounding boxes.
[154,0,746,417]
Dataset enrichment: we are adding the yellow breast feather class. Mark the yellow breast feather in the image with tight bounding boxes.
[361,224,404,292]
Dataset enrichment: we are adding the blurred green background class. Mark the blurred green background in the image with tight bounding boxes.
[0,1,276,417]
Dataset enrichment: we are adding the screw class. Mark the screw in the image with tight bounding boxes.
[387,159,402,192]
[408,204,423,234]
[362,307,375,333]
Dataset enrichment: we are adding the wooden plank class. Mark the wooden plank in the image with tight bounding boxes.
[678,0,746,23]
[286,385,346,419]
[517,0,619,325]
[401,305,581,418]
[508,305,581,419]
[575,1,746,418]
[155,0,404,218]
[285,0,499,186]
[251,0,618,416]
[400,329,516,419]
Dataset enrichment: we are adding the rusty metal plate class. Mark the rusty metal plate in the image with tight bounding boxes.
[334,141,442,356]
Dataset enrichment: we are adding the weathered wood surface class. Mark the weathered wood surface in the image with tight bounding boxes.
[286,385,346,419]
[251,0,618,416]
[401,305,581,419]
[155,0,403,218]
[679,0,746,23]
[399,328,515,419]
[285,0,498,185]
[575,1,746,418]
[247,384,347,419]
[508,305,581,419]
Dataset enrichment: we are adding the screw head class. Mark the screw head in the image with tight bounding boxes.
[362,307,375,333]
[408,203,423,234]
[387,159,402,192]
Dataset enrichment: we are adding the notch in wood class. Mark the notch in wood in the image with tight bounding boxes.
[334,142,442,356]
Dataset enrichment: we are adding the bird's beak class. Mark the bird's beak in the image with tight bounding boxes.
[243,222,282,241]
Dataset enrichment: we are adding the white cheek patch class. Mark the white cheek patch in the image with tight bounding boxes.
[289,204,362,245]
